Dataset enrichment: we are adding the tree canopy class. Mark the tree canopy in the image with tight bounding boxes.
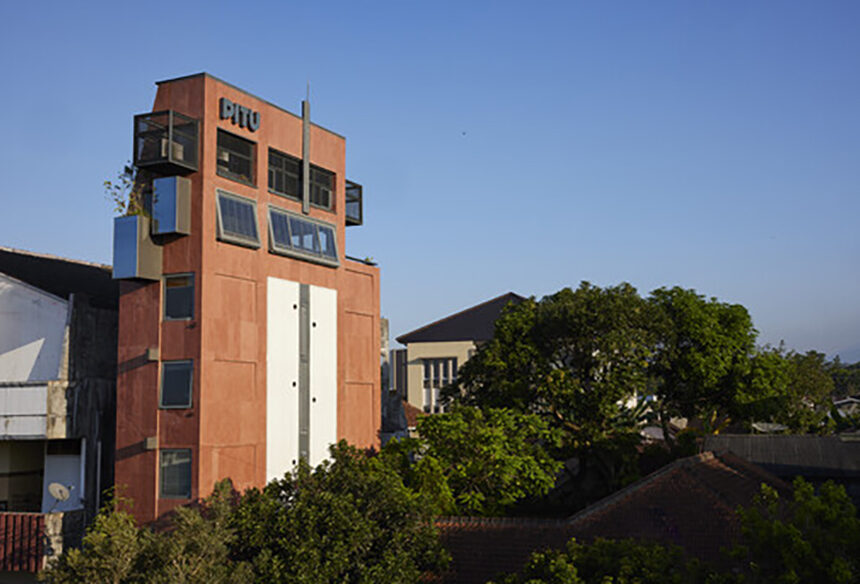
[380,406,562,516]
[731,477,860,584]
[41,442,448,584]
[490,537,710,584]
[451,283,655,450]
[452,282,838,442]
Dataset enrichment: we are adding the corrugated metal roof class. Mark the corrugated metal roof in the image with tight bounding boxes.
[704,434,860,476]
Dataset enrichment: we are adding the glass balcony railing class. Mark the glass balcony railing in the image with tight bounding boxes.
[345,180,363,227]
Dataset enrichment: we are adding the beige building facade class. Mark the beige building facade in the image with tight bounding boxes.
[393,293,523,415]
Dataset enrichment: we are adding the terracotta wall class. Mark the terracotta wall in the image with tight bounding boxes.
[115,74,380,523]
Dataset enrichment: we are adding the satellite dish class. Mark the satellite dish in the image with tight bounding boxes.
[48,482,71,502]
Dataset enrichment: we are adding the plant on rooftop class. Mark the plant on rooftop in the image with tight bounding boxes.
[105,163,150,217]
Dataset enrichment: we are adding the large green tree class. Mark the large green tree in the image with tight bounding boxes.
[452,282,655,449]
[42,443,447,584]
[731,477,860,583]
[229,441,448,583]
[381,406,562,516]
[648,286,757,439]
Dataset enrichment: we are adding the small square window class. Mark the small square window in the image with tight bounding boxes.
[160,360,193,408]
[164,274,193,320]
[160,449,191,499]
[217,129,255,186]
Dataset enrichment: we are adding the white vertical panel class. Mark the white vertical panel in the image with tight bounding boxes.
[266,277,300,481]
[309,284,337,466]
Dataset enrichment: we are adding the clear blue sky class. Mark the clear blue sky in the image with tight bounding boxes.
[1,1,858,360]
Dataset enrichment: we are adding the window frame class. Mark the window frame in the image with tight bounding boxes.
[268,148,302,201]
[159,359,193,409]
[216,129,256,187]
[159,449,192,499]
[163,273,194,321]
[215,189,261,249]
[309,164,335,211]
[267,204,340,267]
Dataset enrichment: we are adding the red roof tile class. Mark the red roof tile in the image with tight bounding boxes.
[430,452,789,584]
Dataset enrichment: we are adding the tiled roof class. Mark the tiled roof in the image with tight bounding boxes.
[403,400,423,429]
[430,517,571,584]
[430,452,789,584]
[396,293,525,345]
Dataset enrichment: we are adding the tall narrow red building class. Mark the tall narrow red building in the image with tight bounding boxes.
[113,73,380,522]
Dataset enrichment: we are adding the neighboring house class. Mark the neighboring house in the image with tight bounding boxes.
[392,292,524,416]
[433,451,790,584]
[704,433,860,505]
[113,73,381,524]
[0,246,117,576]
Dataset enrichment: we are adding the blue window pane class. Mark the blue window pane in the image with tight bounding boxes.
[318,225,337,259]
[289,217,319,253]
[270,210,291,249]
[218,194,258,243]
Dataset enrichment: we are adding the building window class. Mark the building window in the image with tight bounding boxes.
[164,274,194,320]
[217,129,255,185]
[160,360,193,408]
[160,449,192,499]
[422,357,458,413]
[268,149,301,200]
[268,150,335,211]
[310,165,334,210]
[268,205,339,266]
[216,190,260,248]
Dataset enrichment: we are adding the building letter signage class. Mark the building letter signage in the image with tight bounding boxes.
[220,97,261,132]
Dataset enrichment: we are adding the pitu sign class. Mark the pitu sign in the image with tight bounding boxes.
[219,97,261,132]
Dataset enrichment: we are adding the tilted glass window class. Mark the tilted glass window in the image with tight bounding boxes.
[268,206,339,267]
[164,274,194,320]
[160,449,192,499]
[268,149,301,199]
[217,129,255,185]
[160,360,193,408]
[216,190,260,248]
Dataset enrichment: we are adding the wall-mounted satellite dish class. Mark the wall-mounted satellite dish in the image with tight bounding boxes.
[48,482,71,502]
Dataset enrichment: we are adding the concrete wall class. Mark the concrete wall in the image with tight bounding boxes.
[405,340,475,410]
[0,275,68,383]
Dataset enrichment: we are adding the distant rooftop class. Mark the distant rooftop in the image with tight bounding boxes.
[433,451,789,583]
[0,246,117,309]
[396,292,525,345]
[704,433,860,477]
